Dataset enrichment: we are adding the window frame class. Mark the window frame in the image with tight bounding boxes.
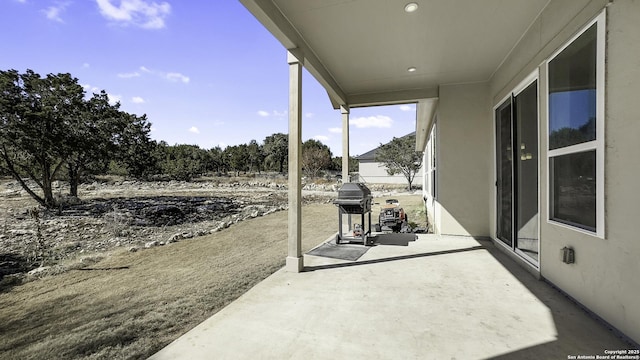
[546,10,605,238]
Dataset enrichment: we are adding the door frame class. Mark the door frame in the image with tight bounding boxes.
[492,70,540,268]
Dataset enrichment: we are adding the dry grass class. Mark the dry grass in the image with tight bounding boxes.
[371,194,428,229]
[0,202,338,359]
[0,194,426,359]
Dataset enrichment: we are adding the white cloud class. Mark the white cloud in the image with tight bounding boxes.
[399,104,415,112]
[96,0,171,29]
[166,72,189,83]
[305,112,314,118]
[131,96,145,104]
[350,115,393,128]
[328,127,342,134]
[150,126,157,132]
[257,110,287,117]
[107,94,122,105]
[118,71,140,78]
[189,126,200,134]
[313,135,329,142]
[43,2,70,23]
[81,84,101,94]
[16,0,27,3]
[82,63,90,68]
[132,66,189,84]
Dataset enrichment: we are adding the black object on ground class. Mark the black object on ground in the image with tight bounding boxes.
[373,233,417,246]
[307,240,370,261]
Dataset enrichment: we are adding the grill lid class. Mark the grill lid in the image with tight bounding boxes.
[336,182,372,200]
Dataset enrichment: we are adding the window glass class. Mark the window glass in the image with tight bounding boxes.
[548,24,597,150]
[551,150,596,231]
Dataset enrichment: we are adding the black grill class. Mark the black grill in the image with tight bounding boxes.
[333,183,373,245]
[334,182,372,214]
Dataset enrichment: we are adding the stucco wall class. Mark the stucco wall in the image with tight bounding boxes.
[489,0,640,344]
[490,0,608,103]
[435,82,491,237]
[357,161,424,186]
[598,1,640,342]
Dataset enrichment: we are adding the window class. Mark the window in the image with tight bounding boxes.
[547,11,605,237]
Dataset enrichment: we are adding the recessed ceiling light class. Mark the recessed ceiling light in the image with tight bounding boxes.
[404,3,418,13]
[407,67,417,72]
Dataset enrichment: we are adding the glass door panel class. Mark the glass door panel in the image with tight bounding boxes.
[495,100,513,246]
[515,81,539,263]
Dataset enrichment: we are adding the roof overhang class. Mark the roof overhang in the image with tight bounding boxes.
[416,98,438,151]
[239,0,348,107]
[240,0,550,132]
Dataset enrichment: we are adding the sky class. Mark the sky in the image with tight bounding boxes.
[0,0,418,156]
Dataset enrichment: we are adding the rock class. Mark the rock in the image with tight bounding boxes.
[2,190,21,198]
[128,247,138,252]
[9,229,35,236]
[144,241,158,248]
[168,231,193,243]
[28,266,50,275]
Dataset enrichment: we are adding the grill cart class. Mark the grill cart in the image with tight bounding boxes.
[333,183,374,245]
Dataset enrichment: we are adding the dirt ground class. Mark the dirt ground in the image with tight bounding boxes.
[0,176,326,281]
[0,176,426,359]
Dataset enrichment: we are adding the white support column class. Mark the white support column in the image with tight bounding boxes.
[341,105,350,182]
[286,49,304,273]
[341,105,351,232]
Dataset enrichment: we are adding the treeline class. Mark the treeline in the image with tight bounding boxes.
[0,69,356,208]
[108,136,357,183]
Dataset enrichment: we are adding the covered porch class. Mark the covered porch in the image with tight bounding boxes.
[151,234,629,359]
[194,0,640,348]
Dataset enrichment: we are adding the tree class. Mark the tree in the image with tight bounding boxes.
[246,139,264,173]
[263,133,288,173]
[301,139,332,179]
[112,113,156,180]
[375,134,423,189]
[331,156,358,173]
[549,117,596,149]
[0,69,155,206]
[66,91,153,194]
[205,146,225,173]
[0,70,84,207]
[224,144,249,175]
[65,91,112,195]
[157,144,207,181]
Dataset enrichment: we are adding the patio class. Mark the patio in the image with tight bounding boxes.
[150,234,630,359]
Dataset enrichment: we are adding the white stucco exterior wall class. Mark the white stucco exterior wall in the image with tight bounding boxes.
[489,0,640,344]
[357,161,424,186]
[435,82,492,237]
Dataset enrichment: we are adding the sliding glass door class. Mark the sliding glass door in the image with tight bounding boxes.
[515,82,539,262]
[495,79,539,265]
[496,100,513,246]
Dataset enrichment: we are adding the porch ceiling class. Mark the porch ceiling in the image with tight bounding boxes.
[240,0,550,108]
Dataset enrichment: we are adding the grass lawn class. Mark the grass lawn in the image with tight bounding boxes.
[0,195,426,359]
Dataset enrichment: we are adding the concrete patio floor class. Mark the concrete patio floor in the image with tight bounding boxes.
[150,234,631,359]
